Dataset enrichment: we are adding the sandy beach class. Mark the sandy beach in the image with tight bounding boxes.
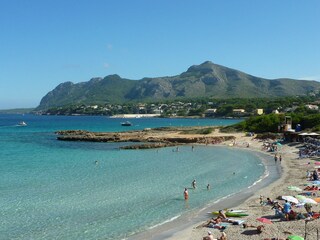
[131,130,320,240]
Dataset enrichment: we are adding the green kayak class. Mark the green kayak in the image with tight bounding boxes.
[212,211,249,217]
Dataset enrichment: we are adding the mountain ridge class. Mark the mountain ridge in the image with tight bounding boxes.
[37,61,320,110]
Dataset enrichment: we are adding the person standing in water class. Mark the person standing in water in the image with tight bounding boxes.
[184,188,189,200]
[192,179,196,189]
[207,183,210,190]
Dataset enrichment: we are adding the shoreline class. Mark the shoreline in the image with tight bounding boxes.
[130,145,283,240]
[131,135,320,239]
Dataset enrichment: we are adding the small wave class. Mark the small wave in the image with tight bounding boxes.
[148,215,181,229]
[210,192,236,205]
[248,170,269,189]
[248,178,262,188]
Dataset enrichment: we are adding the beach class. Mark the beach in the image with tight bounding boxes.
[132,131,320,240]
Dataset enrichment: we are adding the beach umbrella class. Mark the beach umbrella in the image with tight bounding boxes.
[302,198,318,205]
[287,235,304,240]
[256,217,272,224]
[287,186,302,191]
[282,196,299,204]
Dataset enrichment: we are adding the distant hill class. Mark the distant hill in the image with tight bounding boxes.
[36,61,320,110]
[0,108,34,114]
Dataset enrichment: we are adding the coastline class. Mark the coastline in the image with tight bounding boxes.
[129,140,282,240]
[130,132,320,240]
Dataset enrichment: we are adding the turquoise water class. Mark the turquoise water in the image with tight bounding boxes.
[0,114,264,239]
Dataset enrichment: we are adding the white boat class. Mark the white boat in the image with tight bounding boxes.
[121,121,132,126]
[18,121,27,126]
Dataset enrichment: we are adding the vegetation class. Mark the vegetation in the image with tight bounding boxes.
[182,127,215,135]
[36,61,320,110]
[36,95,320,118]
[221,112,320,133]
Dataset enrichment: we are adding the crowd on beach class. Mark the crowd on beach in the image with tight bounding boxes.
[196,136,320,240]
[299,136,320,158]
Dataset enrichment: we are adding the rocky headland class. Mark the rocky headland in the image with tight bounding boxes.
[55,127,236,149]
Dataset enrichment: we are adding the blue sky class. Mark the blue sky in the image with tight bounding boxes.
[0,0,319,109]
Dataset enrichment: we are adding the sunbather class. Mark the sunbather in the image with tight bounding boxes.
[217,210,237,223]
[242,223,265,233]
[304,185,318,191]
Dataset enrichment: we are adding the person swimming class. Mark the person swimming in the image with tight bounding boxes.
[192,179,196,189]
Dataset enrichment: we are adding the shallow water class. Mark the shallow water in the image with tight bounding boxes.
[0,114,264,239]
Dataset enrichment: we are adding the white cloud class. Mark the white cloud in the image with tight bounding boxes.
[103,63,110,69]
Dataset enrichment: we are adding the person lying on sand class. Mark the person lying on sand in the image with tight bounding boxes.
[200,217,226,230]
[304,185,318,191]
[217,210,237,223]
[242,223,265,234]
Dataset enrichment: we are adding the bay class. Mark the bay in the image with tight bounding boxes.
[0,114,264,239]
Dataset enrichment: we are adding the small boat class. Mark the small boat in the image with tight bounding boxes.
[121,121,132,126]
[18,121,27,126]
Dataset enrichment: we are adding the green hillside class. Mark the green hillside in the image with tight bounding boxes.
[36,61,320,110]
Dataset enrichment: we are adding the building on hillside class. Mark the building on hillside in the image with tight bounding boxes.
[233,109,245,116]
[305,104,319,111]
[272,109,280,114]
[255,109,264,115]
[204,108,217,117]
[153,109,162,115]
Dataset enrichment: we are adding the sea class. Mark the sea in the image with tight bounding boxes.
[0,114,265,240]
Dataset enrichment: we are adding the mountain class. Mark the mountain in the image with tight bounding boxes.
[37,61,320,110]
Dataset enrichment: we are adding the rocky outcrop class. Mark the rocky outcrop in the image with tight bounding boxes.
[55,127,236,149]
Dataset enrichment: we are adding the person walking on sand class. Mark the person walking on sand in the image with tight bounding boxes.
[274,154,278,163]
[279,155,282,163]
[184,188,189,200]
[192,179,196,189]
